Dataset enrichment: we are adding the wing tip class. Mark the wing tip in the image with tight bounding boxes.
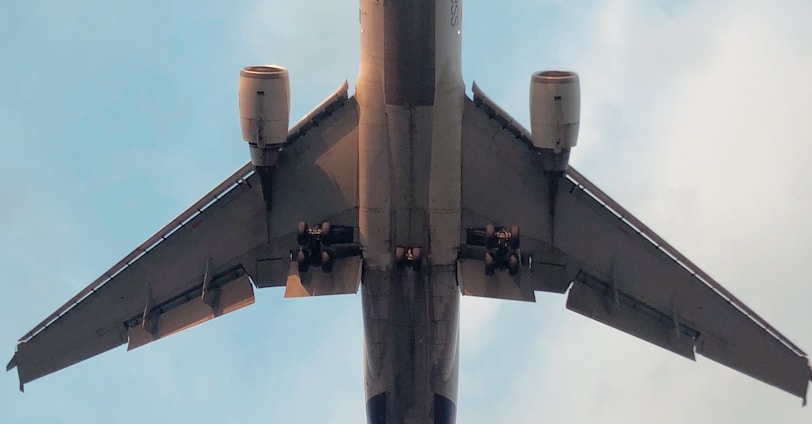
[6,352,16,372]
[6,353,24,392]
[805,359,812,407]
[340,79,349,97]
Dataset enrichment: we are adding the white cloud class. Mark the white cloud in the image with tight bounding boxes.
[460,296,502,356]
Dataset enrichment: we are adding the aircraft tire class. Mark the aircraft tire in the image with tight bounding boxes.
[508,253,519,275]
[320,221,332,246]
[485,224,496,249]
[297,221,309,246]
[484,251,495,275]
[509,225,520,250]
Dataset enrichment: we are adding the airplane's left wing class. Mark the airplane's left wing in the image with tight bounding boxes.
[7,82,360,390]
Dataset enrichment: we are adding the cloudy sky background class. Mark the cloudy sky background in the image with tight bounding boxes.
[1,0,811,422]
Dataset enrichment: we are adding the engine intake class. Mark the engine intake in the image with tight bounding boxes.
[530,70,580,174]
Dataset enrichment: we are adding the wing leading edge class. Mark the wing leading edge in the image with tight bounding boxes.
[8,82,360,391]
[459,82,812,403]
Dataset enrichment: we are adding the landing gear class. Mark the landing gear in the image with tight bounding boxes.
[484,252,495,275]
[411,247,422,272]
[480,224,521,276]
[393,246,423,271]
[294,221,337,274]
[321,250,334,273]
[296,249,309,274]
[485,224,496,249]
[394,247,406,269]
[297,221,309,246]
[320,221,332,246]
[508,225,520,250]
[508,253,520,275]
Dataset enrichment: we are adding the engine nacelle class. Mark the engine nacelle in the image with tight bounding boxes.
[238,65,290,167]
[530,70,580,173]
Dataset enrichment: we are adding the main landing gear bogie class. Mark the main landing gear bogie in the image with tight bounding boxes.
[482,224,521,276]
[294,221,336,274]
[484,250,521,276]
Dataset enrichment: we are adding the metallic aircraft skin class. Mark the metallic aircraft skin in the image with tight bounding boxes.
[357,1,464,422]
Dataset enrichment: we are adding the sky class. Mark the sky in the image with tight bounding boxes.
[1,0,811,423]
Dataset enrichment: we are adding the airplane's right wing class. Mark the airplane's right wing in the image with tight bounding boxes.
[458,82,812,402]
[8,82,361,390]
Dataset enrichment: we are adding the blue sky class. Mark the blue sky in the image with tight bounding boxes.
[2,0,812,422]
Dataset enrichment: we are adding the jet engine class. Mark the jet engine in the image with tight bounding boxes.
[529,70,580,175]
[238,65,290,209]
[238,65,290,169]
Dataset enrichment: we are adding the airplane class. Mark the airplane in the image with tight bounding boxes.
[7,1,812,423]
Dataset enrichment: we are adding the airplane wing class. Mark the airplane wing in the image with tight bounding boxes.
[458,82,812,403]
[7,82,360,390]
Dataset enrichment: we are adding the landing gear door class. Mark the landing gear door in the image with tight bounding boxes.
[457,259,535,302]
[284,256,363,298]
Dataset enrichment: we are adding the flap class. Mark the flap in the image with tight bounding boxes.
[127,272,255,350]
[567,272,696,360]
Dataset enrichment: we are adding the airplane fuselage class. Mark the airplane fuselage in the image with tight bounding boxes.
[356,0,465,423]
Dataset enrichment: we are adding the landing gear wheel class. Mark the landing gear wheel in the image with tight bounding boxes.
[508,225,520,250]
[411,247,422,272]
[394,247,406,270]
[485,224,496,249]
[484,252,495,276]
[297,221,309,246]
[320,221,332,246]
[296,249,309,274]
[311,248,323,266]
[508,253,520,275]
[321,250,334,273]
